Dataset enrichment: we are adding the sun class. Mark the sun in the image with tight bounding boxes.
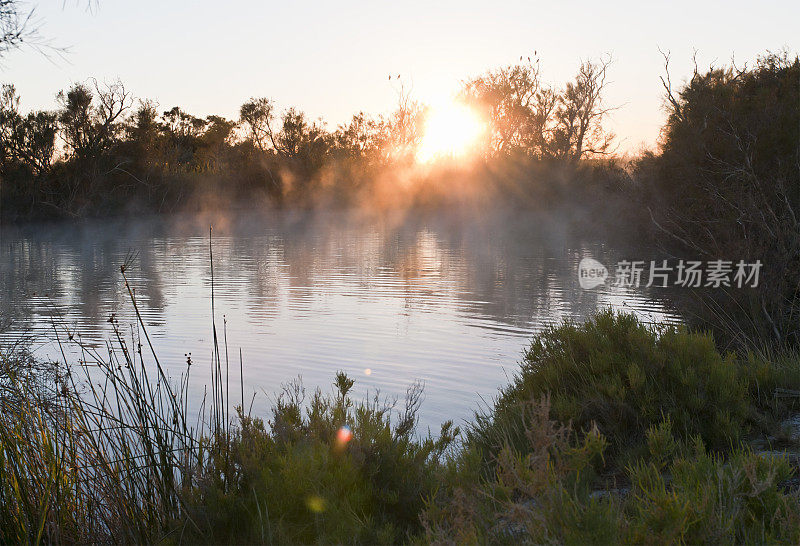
[416,101,486,164]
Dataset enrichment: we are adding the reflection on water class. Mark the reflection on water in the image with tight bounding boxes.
[0,208,680,429]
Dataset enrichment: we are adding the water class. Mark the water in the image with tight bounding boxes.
[0,208,680,430]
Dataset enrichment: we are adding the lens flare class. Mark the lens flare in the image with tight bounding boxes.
[336,425,353,446]
[416,102,486,164]
[306,494,326,513]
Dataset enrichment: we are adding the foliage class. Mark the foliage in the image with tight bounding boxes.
[423,401,800,544]
[0,55,621,222]
[3,308,800,543]
[639,51,800,349]
[468,310,750,470]
[462,55,614,160]
[0,348,456,544]
[179,374,457,544]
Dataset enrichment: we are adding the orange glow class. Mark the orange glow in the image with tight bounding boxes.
[336,425,353,446]
[416,101,486,164]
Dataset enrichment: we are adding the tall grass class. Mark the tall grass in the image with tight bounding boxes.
[0,261,207,542]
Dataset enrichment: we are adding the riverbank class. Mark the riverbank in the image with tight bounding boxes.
[2,310,799,543]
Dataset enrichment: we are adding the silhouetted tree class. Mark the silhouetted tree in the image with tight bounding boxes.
[0,53,626,221]
[0,84,57,175]
[123,100,160,166]
[462,57,554,157]
[0,0,31,56]
[57,80,130,162]
[240,97,277,153]
[463,56,614,160]
[332,112,387,162]
[550,57,615,160]
[641,51,800,347]
[386,81,424,161]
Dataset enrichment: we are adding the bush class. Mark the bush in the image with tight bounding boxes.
[422,395,619,545]
[468,310,750,469]
[639,52,800,349]
[178,373,458,544]
[4,309,800,543]
[627,437,800,544]
[424,401,800,544]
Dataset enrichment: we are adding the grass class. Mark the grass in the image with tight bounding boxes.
[2,265,800,543]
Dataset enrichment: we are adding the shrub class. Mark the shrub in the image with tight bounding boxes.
[422,395,621,545]
[626,435,800,544]
[178,373,458,544]
[468,310,750,469]
[740,348,800,418]
[424,402,800,545]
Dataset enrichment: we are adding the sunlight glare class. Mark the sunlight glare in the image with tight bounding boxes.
[416,102,485,164]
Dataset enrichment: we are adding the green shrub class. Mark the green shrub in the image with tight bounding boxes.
[626,437,800,544]
[740,348,800,421]
[469,310,750,469]
[179,372,458,544]
[422,395,621,545]
[425,402,800,545]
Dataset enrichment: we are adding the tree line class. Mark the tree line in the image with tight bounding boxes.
[0,56,615,220]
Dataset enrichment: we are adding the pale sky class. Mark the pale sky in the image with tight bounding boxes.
[2,0,797,152]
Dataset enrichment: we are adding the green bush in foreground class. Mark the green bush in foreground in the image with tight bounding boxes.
[468,310,750,469]
[423,401,800,544]
[177,373,458,544]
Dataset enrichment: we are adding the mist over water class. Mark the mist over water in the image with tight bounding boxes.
[0,207,680,429]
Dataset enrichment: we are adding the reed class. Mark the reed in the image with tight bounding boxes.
[0,227,455,543]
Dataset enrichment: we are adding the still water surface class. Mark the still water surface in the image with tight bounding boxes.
[0,209,680,430]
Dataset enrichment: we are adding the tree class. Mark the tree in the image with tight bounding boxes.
[0,83,57,175]
[462,57,554,157]
[1,0,92,60]
[550,57,615,160]
[642,51,800,347]
[195,115,235,172]
[0,0,32,56]
[461,57,614,160]
[124,100,160,161]
[385,81,424,161]
[239,97,277,153]
[333,112,387,162]
[57,80,131,162]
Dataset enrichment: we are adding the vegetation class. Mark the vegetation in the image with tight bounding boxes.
[638,51,800,350]
[424,401,800,544]
[179,375,457,544]
[423,312,800,544]
[0,54,627,222]
[4,49,797,356]
[3,307,800,544]
[2,13,799,541]
[467,311,750,471]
